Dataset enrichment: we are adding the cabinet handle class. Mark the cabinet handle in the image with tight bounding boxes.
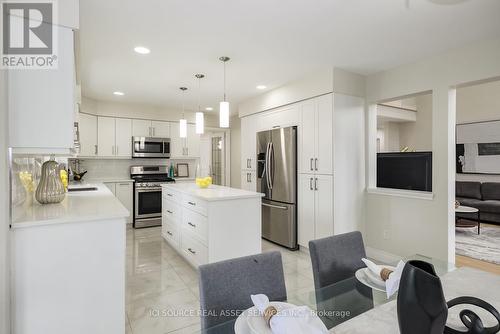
[94,145,98,155]
[314,178,318,191]
[310,158,313,171]
[119,183,129,186]
[315,158,318,171]
[247,159,250,169]
[167,231,173,236]
[149,127,152,137]
[167,210,173,214]
[310,178,313,190]
[116,146,119,155]
[167,193,173,197]
[188,248,196,254]
[188,222,196,228]
[188,201,196,206]
[249,173,252,183]
[152,127,155,137]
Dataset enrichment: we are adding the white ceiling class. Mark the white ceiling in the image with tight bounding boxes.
[79,0,500,114]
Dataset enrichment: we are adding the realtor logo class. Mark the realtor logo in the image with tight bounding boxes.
[1,0,58,69]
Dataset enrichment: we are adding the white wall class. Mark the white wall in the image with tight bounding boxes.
[365,38,500,263]
[81,97,219,127]
[230,115,241,188]
[456,80,500,182]
[0,67,10,334]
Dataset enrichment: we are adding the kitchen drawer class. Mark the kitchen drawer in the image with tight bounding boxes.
[162,220,180,249]
[182,194,207,216]
[163,199,182,222]
[181,233,208,266]
[162,188,182,203]
[181,207,208,245]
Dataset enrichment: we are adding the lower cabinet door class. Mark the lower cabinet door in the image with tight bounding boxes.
[181,233,208,266]
[298,174,315,248]
[314,174,334,239]
[162,219,180,249]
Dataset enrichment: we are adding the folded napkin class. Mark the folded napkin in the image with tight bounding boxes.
[362,258,406,298]
[250,294,328,334]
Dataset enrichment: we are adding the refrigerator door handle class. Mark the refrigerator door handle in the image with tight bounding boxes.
[265,142,272,190]
[269,142,275,189]
[262,202,288,210]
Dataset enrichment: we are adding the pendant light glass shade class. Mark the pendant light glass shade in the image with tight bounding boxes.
[219,56,230,128]
[195,112,204,134]
[179,119,187,138]
[219,101,229,128]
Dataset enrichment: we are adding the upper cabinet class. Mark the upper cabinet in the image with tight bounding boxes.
[241,115,259,171]
[299,94,333,175]
[8,26,75,154]
[132,119,171,138]
[97,117,132,158]
[79,113,98,157]
[170,123,199,158]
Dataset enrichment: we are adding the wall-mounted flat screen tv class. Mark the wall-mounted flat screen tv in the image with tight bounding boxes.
[377,152,432,192]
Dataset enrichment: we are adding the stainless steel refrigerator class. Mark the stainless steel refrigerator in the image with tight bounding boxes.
[257,126,298,249]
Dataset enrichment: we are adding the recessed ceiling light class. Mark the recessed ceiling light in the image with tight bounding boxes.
[134,46,150,54]
[205,107,213,111]
[113,91,124,96]
[256,85,267,90]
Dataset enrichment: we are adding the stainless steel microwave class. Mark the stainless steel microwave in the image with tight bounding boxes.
[132,137,170,158]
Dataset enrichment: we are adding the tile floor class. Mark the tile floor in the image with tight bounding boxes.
[125,226,315,334]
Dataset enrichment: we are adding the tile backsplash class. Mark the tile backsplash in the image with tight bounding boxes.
[70,158,199,180]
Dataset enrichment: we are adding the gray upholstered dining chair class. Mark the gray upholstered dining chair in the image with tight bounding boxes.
[308,231,372,328]
[198,251,287,331]
[308,231,367,289]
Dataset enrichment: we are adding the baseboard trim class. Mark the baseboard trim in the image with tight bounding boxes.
[366,246,402,264]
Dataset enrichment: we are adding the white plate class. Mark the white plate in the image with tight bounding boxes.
[355,266,396,293]
[234,302,295,334]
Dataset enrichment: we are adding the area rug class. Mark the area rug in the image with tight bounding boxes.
[455,225,500,265]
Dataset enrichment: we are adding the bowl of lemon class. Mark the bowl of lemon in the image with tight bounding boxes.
[196,176,212,189]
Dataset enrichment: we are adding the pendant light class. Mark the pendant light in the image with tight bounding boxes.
[219,56,230,128]
[195,74,205,134]
[179,87,188,138]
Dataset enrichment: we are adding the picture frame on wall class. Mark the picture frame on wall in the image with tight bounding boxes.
[456,120,500,175]
[176,163,189,178]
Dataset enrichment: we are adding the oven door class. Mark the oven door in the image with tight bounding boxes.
[132,137,169,158]
[135,187,162,219]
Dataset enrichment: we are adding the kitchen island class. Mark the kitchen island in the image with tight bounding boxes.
[162,183,263,266]
[11,183,128,334]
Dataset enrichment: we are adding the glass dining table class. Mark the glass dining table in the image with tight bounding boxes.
[198,254,455,334]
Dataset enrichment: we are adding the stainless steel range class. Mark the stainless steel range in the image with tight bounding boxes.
[131,166,175,228]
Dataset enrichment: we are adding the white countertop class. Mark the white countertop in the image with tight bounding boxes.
[162,183,264,201]
[11,183,130,229]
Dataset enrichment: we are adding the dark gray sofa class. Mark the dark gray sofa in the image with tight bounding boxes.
[456,181,500,225]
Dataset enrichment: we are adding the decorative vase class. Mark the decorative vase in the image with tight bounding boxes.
[397,260,448,334]
[35,158,65,204]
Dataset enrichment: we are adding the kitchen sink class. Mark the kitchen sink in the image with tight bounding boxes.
[67,187,98,192]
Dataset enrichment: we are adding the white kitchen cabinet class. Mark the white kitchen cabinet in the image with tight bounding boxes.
[299,94,333,175]
[241,115,258,171]
[8,26,75,154]
[98,117,131,158]
[314,174,334,239]
[115,182,133,224]
[297,173,333,248]
[97,117,116,157]
[79,113,98,157]
[115,118,132,157]
[240,170,256,191]
[152,121,170,138]
[187,124,200,157]
[258,104,300,131]
[132,119,151,137]
[298,174,315,247]
[132,119,170,138]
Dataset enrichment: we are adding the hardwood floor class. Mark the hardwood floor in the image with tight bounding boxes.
[455,223,500,275]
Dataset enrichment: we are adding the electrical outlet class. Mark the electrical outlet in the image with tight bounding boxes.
[383,229,390,240]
